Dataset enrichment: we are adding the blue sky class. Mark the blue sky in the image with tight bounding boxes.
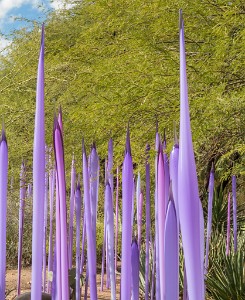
[0,0,70,50]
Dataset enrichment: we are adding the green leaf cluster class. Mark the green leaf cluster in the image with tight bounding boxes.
[0,0,244,195]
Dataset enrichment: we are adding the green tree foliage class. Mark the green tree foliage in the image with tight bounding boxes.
[0,0,244,194]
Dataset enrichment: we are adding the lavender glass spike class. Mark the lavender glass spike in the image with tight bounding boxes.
[43,150,49,292]
[101,184,107,291]
[170,135,179,224]
[131,178,135,229]
[75,183,82,300]
[31,25,45,300]
[169,135,180,293]
[131,239,139,300]
[53,117,69,300]
[154,130,160,300]
[145,144,151,300]
[178,10,204,300]
[82,141,97,299]
[47,167,55,293]
[80,205,86,276]
[105,183,116,299]
[55,170,61,300]
[199,200,205,298]
[226,192,231,256]
[115,166,119,270]
[17,161,26,295]
[137,192,143,253]
[232,175,237,252]
[68,155,76,269]
[90,144,99,248]
[163,133,170,212]
[157,144,165,299]
[121,127,134,300]
[0,130,8,300]
[150,240,156,300]
[204,164,214,274]
[108,138,113,199]
[164,197,178,300]
[136,172,141,233]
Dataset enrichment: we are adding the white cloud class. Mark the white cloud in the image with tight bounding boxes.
[0,0,38,19]
[50,0,74,10]
[0,36,12,55]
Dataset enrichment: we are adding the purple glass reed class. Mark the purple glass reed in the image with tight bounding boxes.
[31,25,45,300]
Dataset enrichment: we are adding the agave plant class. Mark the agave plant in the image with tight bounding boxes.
[206,242,245,299]
[203,183,245,234]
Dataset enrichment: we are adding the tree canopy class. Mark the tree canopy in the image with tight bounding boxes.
[0,0,244,196]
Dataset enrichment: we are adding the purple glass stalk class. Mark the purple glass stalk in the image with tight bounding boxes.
[101,186,107,291]
[226,192,231,256]
[115,166,119,270]
[31,25,45,300]
[80,206,86,275]
[68,156,76,269]
[169,136,180,293]
[178,10,204,300]
[108,138,113,199]
[164,198,178,300]
[106,228,110,289]
[199,200,205,297]
[131,178,135,229]
[105,183,116,299]
[204,164,214,274]
[90,144,99,248]
[17,161,26,295]
[82,141,97,299]
[137,192,143,253]
[136,172,141,232]
[150,240,156,300]
[163,134,170,213]
[47,167,55,293]
[75,183,82,300]
[43,152,49,292]
[232,175,237,252]
[0,130,8,300]
[169,138,179,224]
[53,117,69,300]
[155,130,160,300]
[55,172,61,300]
[121,128,134,300]
[157,145,165,299]
[145,144,151,300]
[131,239,139,300]
[89,144,100,286]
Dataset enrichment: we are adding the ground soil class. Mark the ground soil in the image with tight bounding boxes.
[6,268,120,300]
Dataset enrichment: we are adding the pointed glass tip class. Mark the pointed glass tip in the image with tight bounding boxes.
[156,119,158,133]
[0,128,7,144]
[82,138,86,156]
[173,121,179,146]
[125,124,131,155]
[53,115,59,130]
[179,9,183,29]
[211,161,215,173]
[91,141,96,150]
[163,128,167,150]
[77,181,81,190]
